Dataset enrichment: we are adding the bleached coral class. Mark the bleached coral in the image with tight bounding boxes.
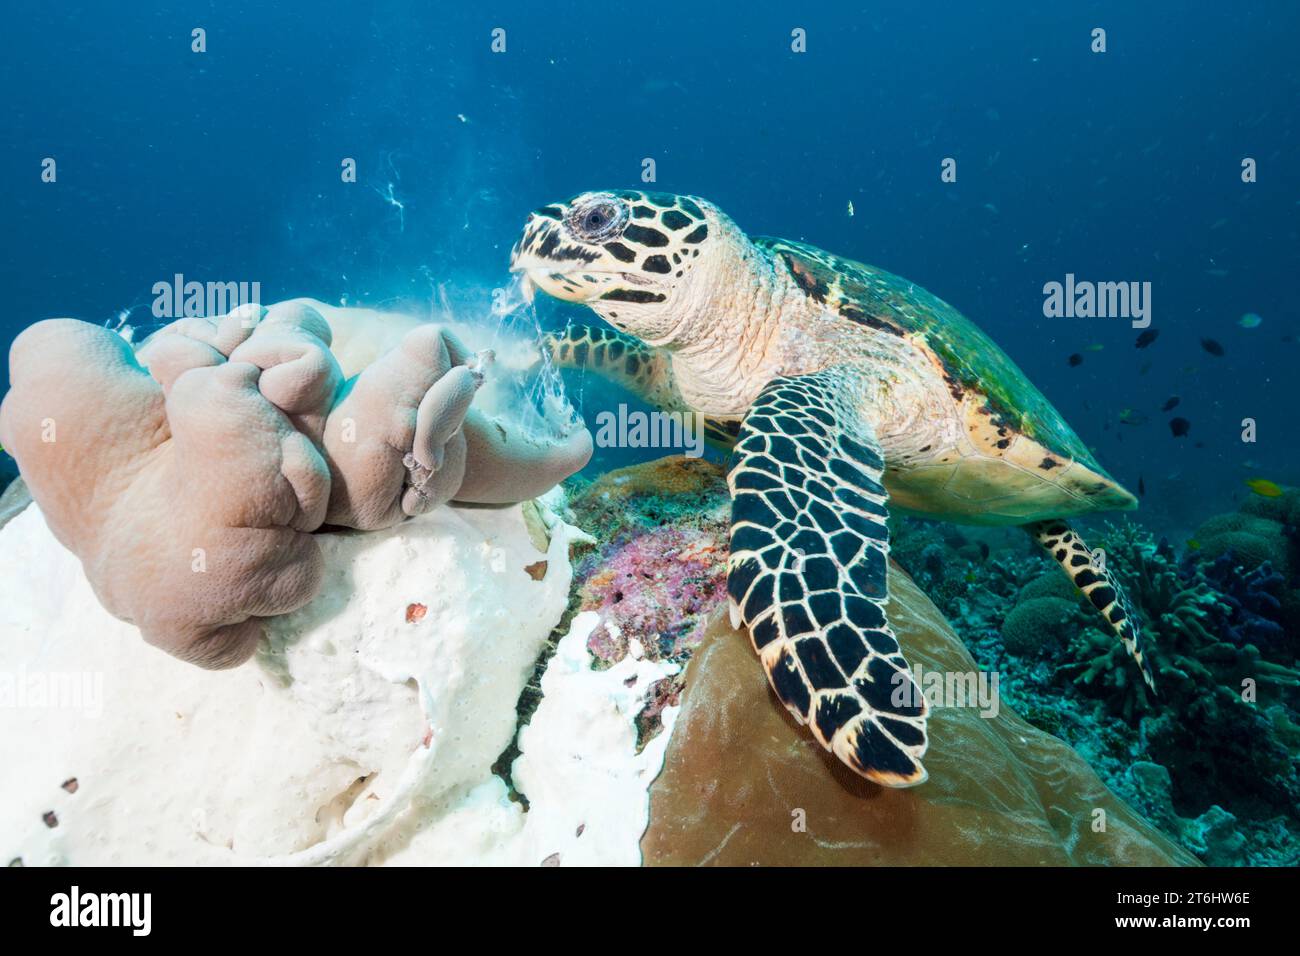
[0,494,674,866]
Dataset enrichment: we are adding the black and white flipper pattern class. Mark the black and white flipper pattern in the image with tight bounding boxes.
[727,369,928,787]
[1026,519,1157,692]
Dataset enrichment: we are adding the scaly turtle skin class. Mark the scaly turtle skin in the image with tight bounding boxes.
[512,190,1153,787]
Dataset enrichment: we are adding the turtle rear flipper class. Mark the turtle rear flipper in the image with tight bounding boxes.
[1026,519,1157,691]
[727,369,928,787]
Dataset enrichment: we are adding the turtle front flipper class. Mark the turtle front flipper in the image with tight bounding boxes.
[1026,519,1157,691]
[727,369,929,787]
[545,323,741,451]
[543,324,683,410]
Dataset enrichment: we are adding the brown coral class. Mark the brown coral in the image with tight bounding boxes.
[643,571,1197,866]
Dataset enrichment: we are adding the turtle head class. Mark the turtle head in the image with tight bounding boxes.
[510,189,730,344]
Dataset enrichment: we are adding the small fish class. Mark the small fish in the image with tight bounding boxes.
[847,200,855,217]
[1119,408,1149,426]
[1201,338,1226,356]
[1138,476,1146,497]
[1186,538,1201,551]
[1206,268,1229,277]
[1238,312,1263,329]
[1085,343,1105,352]
[1244,478,1285,498]
[979,542,990,559]
[1169,417,1191,437]
[1161,396,1180,412]
[1068,353,1083,367]
[1135,329,1159,348]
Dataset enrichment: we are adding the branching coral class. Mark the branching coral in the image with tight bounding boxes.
[1073,522,1300,815]
[1060,528,1294,723]
[0,301,593,668]
[1095,524,1300,701]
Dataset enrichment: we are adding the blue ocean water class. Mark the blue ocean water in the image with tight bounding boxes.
[2,1,1296,534]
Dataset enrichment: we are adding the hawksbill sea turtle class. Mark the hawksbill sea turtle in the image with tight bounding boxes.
[509,189,1155,788]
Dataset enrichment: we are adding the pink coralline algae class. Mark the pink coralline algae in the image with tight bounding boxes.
[583,527,727,663]
[566,456,733,667]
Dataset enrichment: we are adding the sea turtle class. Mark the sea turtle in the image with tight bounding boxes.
[510,190,1154,787]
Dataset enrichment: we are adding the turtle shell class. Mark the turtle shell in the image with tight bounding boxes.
[755,237,1111,479]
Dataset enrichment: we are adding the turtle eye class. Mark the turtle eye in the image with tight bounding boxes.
[569,198,627,242]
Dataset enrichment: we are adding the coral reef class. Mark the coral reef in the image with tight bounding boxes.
[906,495,1300,866]
[1124,762,1248,866]
[0,302,592,668]
[1001,596,1085,657]
[1192,511,1293,576]
[2,312,336,668]
[502,456,1192,864]
[1240,485,1300,529]
[642,578,1194,866]
[566,456,730,666]
[8,449,1281,867]
[495,457,729,764]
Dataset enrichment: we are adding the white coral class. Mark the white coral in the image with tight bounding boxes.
[0,494,676,866]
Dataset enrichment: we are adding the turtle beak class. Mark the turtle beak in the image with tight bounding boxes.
[509,233,601,304]
[508,233,542,304]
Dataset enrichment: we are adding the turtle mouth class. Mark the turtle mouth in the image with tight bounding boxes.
[513,263,654,305]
